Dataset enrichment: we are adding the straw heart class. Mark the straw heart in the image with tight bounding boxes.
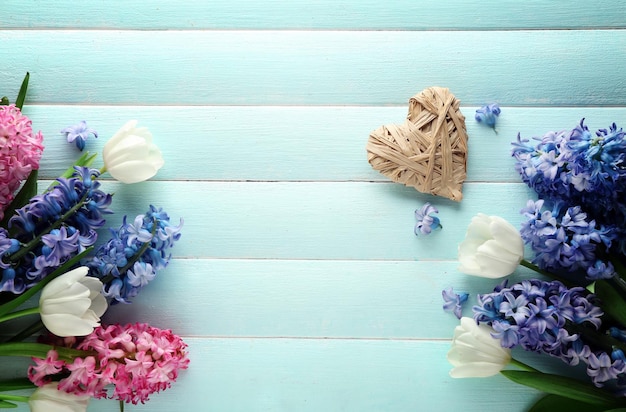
[366,87,468,202]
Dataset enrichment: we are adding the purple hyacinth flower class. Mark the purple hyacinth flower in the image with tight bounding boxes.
[442,287,469,319]
[475,104,501,131]
[61,121,98,151]
[415,202,442,236]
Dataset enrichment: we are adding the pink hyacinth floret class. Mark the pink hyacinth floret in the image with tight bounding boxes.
[0,104,44,220]
[28,323,189,405]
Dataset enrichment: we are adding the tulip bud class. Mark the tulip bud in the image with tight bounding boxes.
[458,213,524,278]
[102,120,164,184]
[447,317,511,378]
[39,266,107,337]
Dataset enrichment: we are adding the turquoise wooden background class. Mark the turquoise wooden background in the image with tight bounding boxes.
[2,1,626,411]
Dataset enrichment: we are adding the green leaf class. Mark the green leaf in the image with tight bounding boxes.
[55,151,99,182]
[14,72,30,111]
[0,169,38,232]
[0,97,9,106]
[0,400,17,408]
[0,342,59,358]
[0,342,87,361]
[528,394,616,412]
[501,370,620,407]
[0,378,35,392]
[595,279,626,328]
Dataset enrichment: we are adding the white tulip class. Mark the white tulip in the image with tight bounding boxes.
[102,120,164,184]
[28,382,90,412]
[447,317,511,378]
[457,213,524,278]
[39,266,107,337]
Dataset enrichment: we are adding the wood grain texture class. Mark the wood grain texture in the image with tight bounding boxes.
[2,30,626,106]
[20,105,626,182]
[101,259,537,339]
[2,2,624,411]
[4,338,541,412]
[2,0,625,30]
[48,179,534,261]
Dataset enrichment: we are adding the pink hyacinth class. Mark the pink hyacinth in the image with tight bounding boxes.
[0,104,44,220]
[28,323,189,405]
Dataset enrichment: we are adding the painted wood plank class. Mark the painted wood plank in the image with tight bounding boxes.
[53,180,533,260]
[102,258,536,339]
[23,105,626,182]
[6,338,544,412]
[2,0,624,30]
[2,30,625,106]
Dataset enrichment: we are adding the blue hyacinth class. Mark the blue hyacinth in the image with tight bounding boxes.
[0,167,113,293]
[519,199,617,281]
[414,202,442,236]
[512,119,626,252]
[86,205,183,303]
[475,103,501,131]
[472,279,626,388]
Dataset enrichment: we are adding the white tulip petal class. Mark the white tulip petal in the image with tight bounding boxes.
[41,314,98,337]
[40,297,92,316]
[90,294,108,318]
[103,120,138,156]
[447,317,511,378]
[476,240,522,277]
[109,160,161,183]
[102,120,164,184]
[29,382,90,412]
[489,217,525,255]
[449,362,506,378]
[39,266,107,337]
[40,267,89,300]
[457,214,524,278]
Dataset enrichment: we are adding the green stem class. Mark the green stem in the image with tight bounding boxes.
[4,319,44,343]
[509,357,540,373]
[8,193,90,263]
[519,259,575,287]
[0,307,39,324]
[0,394,29,403]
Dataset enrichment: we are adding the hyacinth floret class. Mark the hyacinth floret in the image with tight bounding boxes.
[0,167,112,293]
[60,120,98,151]
[475,103,501,129]
[28,323,189,404]
[442,287,468,319]
[87,205,182,303]
[0,104,44,221]
[415,202,441,236]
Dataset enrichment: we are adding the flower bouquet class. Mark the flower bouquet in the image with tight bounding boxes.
[445,117,626,411]
[0,73,188,411]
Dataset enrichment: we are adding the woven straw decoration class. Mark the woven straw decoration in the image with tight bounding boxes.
[366,87,468,201]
